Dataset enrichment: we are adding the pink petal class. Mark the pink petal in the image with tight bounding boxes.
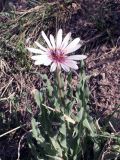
[41,31,52,48]
[68,55,87,60]
[65,44,82,54]
[32,55,52,66]
[64,60,78,70]
[50,34,55,49]
[50,62,57,72]
[27,47,46,54]
[56,29,62,48]
[61,32,71,49]
[65,38,82,54]
[61,64,70,72]
[34,61,43,65]
[44,58,52,66]
[31,55,47,60]
[35,41,47,52]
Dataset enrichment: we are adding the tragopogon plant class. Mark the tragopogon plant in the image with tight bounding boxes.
[26,29,97,160]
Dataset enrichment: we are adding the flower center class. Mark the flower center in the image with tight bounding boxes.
[50,49,65,63]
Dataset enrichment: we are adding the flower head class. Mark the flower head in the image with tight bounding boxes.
[27,29,87,72]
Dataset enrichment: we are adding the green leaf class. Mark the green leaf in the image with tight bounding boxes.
[31,118,44,143]
[112,145,120,152]
[49,137,63,157]
[65,101,75,116]
[59,123,67,150]
[54,97,61,111]
[34,89,42,106]
[59,123,66,136]
[67,72,72,83]
[46,155,63,160]
[76,107,84,122]
[83,118,94,136]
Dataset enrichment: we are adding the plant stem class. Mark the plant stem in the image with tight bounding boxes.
[56,67,64,98]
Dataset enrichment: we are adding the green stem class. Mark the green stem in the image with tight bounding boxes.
[56,67,64,98]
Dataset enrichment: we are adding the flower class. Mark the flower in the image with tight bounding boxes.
[27,29,87,72]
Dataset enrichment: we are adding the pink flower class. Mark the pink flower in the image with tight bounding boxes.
[27,29,87,72]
